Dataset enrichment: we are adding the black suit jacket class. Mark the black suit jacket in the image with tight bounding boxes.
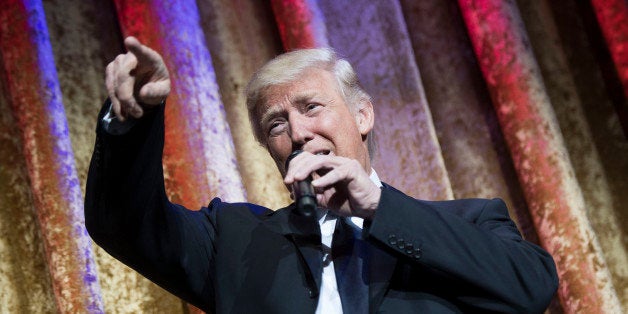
[85,103,558,313]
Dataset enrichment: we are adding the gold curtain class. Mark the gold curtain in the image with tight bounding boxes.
[0,0,625,312]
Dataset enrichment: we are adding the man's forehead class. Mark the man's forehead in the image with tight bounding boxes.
[255,70,337,111]
[255,88,317,122]
[260,88,317,106]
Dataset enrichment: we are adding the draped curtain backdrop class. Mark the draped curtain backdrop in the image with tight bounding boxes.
[0,0,626,313]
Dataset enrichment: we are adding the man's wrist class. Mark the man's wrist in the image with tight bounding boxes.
[101,100,165,135]
[102,104,138,135]
[357,186,382,220]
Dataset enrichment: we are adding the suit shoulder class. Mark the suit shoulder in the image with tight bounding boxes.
[421,198,502,210]
[381,183,505,218]
[383,182,499,206]
[205,197,273,217]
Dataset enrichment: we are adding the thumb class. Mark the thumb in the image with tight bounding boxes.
[139,80,171,105]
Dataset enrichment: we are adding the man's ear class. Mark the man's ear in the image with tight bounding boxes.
[355,99,375,136]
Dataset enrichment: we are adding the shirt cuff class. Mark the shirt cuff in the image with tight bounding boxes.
[101,104,139,135]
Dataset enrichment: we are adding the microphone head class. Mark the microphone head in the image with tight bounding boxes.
[285,149,303,171]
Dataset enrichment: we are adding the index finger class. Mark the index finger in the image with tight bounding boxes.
[124,36,162,67]
[285,152,339,184]
[284,151,313,183]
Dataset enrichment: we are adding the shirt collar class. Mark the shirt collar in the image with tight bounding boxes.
[369,168,383,188]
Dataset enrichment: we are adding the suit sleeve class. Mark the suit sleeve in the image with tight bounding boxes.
[84,100,218,311]
[364,186,559,313]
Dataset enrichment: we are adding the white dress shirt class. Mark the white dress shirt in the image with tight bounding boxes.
[315,170,382,314]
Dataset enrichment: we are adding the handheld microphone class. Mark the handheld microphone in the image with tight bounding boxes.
[285,150,317,218]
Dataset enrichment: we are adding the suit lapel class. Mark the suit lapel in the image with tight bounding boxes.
[367,241,397,313]
[261,203,398,313]
[263,205,323,294]
[365,186,398,313]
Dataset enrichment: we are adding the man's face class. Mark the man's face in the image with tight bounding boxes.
[255,67,373,176]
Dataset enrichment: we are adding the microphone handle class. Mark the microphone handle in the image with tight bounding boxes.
[286,150,318,218]
[294,177,317,218]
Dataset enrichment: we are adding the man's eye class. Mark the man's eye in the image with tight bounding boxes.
[268,120,286,136]
[305,103,320,111]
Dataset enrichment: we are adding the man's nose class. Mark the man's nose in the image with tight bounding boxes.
[288,114,314,145]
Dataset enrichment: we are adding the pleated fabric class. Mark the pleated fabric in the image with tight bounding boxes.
[0,0,626,312]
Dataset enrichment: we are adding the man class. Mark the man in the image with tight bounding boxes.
[85,37,558,313]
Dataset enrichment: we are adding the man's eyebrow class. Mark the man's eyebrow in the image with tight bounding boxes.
[291,92,316,104]
[259,91,325,127]
[260,106,284,127]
